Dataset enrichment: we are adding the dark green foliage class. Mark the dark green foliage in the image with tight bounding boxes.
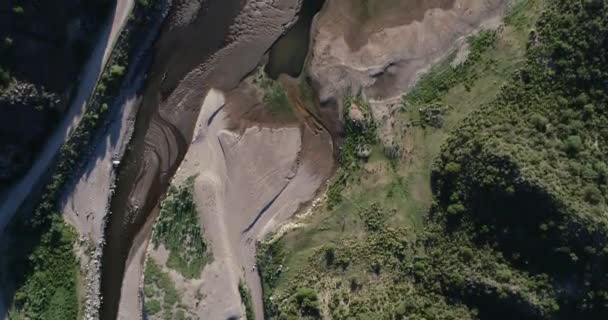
[327,93,377,209]
[152,176,209,279]
[146,299,162,315]
[8,216,79,320]
[0,67,10,87]
[3,2,163,318]
[257,237,288,318]
[239,281,255,320]
[360,203,386,232]
[294,288,321,318]
[432,0,608,317]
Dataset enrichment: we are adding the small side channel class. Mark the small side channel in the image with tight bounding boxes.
[264,0,325,79]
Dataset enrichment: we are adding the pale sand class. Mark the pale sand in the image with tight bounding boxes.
[142,86,333,320]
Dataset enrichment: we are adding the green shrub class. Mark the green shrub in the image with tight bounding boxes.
[0,67,9,87]
[239,281,255,320]
[152,176,209,279]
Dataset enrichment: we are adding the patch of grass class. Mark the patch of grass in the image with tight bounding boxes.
[402,29,498,108]
[146,299,162,316]
[143,260,188,320]
[239,281,255,320]
[258,1,543,318]
[254,69,295,117]
[152,176,209,279]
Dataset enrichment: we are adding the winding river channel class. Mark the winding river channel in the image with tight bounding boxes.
[99,1,244,319]
[99,0,328,318]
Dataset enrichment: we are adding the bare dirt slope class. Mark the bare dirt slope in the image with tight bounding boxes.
[309,0,507,146]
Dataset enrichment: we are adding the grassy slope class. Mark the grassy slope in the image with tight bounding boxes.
[257,1,548,319]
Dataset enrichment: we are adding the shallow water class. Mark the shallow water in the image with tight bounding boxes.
[99,1,243,319]
[265,0,325,79]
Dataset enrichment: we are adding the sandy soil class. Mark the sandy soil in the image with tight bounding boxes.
[0,0,135,236]
[110,1,313,319]
[143,80,333,320]
[60,93,139,243]
[308,0,508,146]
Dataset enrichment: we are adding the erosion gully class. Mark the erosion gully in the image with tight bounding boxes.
[99,1,243,319]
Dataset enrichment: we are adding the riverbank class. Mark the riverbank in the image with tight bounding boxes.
[0,0,134,237]
[141,73,334,318]
[100,1,310,319]
[59,1,171,319]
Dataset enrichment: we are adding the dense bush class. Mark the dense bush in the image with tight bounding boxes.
[432,0,608,317]
[152,176,209,279]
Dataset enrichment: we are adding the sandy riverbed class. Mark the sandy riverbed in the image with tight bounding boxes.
[143,82,333,319]
[105,1,312,319]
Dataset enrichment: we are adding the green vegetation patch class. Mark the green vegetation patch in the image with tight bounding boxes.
[7,216,79,320]
[239,280,255,320]
[253,69,295,118]
[144,260,191,320]
[152,176,209,279]
[257,1,549,319]
[403,29,498,108]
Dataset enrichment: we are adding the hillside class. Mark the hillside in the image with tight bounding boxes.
[257,0,608,319]
[3,0,608,319]
[0,0,111,185]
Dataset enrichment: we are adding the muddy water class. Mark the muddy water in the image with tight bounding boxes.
[265,0,325,79]
[99,1,244,319]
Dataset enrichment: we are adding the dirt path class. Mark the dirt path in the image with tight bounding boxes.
[0,0,135,235]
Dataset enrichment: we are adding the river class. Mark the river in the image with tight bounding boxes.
[265,0,325,79]
[99,1,244,319]
[98,0,331,318]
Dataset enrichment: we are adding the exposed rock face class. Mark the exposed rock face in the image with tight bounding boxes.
[308,0,507,145]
